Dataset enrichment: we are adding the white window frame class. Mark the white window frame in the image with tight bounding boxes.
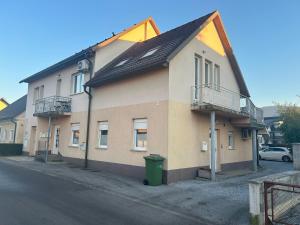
[9,129,14,142]
[204,60,212,87]
[98,121,108,149]
[228,131,235,150]
[33,87,40,103]
[70,123,80,147]
[214,64,220,91]
[115,59,128,67]
[0,127,3,142]
[72,73,85,94]
[194,55,202,101]
[133,119,147,151]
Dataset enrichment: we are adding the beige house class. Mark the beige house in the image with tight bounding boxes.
[0,95,27,144]
[21,11,263,183]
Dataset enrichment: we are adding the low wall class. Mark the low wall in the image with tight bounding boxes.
[0,144,23,156]
[248,171,300,225]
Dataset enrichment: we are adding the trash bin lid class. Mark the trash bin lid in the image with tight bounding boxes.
[144,154,165,161]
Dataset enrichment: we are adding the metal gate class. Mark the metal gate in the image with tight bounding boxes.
[264,181,300,225]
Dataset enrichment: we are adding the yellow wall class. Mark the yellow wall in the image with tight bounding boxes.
[0,100,8,111]
[119,21,158,42]
[196,21,226,56]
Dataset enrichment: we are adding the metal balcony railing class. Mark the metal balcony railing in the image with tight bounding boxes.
[34,96,72,117]
[191,85,264,124]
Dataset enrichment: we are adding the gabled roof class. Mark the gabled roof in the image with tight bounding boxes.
[0,95,27,121]
[86,11,250,97]
[0,98,9,106]
[20,17,160,84]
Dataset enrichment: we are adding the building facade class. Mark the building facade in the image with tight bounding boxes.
[21,12,263,183]
[0,95,27,144]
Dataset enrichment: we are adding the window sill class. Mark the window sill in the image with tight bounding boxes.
[69,145,79,148]
[228,147,236,150]
[96,146,108,150]
[70,92,84,96]
[131,148,147,152]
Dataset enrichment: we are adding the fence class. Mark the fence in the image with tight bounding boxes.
[0,144,23,156]
[264,181,300,225]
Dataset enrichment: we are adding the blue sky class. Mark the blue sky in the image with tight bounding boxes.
[0,0,300,106]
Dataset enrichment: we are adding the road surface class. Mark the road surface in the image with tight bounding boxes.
[0,160,206,225]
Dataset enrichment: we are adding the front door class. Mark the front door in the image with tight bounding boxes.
[52,126,60,154]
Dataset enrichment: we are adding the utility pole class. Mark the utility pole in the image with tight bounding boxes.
[210,111,216,181]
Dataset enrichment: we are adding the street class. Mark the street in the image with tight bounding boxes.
[0,160,205,225]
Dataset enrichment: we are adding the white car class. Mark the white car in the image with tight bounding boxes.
[259,147,293,162]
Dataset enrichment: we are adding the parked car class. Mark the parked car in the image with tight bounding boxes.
[259,147,293,162]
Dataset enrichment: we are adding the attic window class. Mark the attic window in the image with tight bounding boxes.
[141,47,159,58]
[115,59,128,67]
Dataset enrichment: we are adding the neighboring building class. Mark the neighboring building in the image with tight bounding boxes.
[262,106,284,144]
[0,95,27,143]
[20,11,263,183]
[0,98,9,111]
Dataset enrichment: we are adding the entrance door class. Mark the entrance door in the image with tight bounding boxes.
[210,129,221,171]
[52,126,60,154]
[29,126,37,155]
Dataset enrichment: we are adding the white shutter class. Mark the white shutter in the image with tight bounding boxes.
[99,122,108,130]
[134,119,147,129]
[71,123,80,131]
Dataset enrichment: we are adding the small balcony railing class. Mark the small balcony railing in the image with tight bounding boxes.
[191,85,264,124]
[34,96,72,117]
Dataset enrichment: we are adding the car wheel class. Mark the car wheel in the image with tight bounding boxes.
[282,156,290,162]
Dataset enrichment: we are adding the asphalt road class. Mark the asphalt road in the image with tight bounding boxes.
[0,160,206,225]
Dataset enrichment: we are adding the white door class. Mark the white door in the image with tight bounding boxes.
[53,126,60,154]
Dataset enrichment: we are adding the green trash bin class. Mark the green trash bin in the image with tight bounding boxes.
[144,154,165,186]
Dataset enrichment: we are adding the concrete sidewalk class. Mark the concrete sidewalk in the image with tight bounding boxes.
[1,157,293,225]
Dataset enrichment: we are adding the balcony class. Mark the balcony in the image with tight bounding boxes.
[34,96,72,117]
[191,85,264,127]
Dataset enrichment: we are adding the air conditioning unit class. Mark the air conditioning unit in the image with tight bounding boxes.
[77,59,90,72]
[241,128,251,139]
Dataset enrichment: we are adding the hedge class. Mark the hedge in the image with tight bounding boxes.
[0,144,23,156]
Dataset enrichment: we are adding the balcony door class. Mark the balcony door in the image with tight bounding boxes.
[194,55,202,101]
[52,126,60,154]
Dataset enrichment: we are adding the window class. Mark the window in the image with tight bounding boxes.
[33,87,40,103]
[141,47,159,58]
[204,60,212,87]
[72,73,84,94]
[228,131,234,149]
[115,59,128,67]
[9,129,14,142]
[56,79,62,96]
[214,64,220,91]
[194,55,202,100]
[39,85,44,99]
[71,123,80,146]
[98,121,108,148]
[133,119,147,150]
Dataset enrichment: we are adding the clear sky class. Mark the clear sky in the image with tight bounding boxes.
[1,0,300,106]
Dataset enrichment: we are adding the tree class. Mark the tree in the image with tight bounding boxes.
[277,104,300,144]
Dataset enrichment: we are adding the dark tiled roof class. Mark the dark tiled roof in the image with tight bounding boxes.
[86,12,214,87]
[0,95,27,121]
[20,48,94,83]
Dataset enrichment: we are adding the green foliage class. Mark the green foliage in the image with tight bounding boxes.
[277,104,300,144]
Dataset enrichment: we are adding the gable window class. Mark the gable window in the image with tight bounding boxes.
[70,123,80,146]
[204,60,212,87]
[141,47,159,58]
[228,131,234,150]
[98,121,108,149]
[72,73,84,94]
[214,64,220,91]
[194,55,202,100]
[133,119,147,151]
